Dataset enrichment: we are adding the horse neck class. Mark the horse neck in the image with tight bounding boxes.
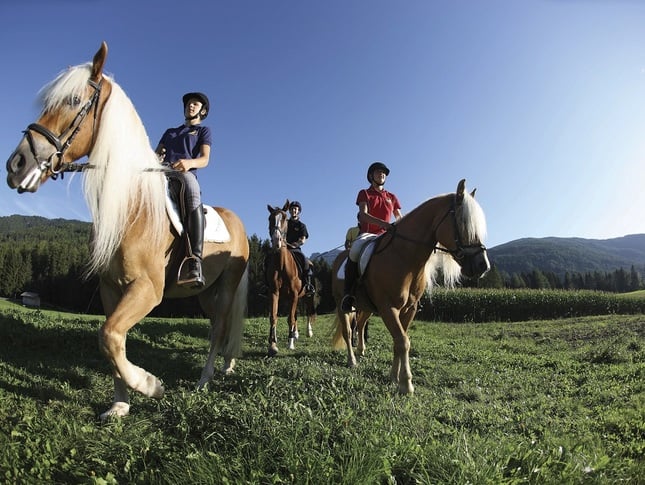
[394,194,452,253]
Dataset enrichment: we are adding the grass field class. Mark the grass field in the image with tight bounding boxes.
[0,299,643,484]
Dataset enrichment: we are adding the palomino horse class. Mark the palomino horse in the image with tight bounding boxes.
[331,179,489,394]
[5,42,249,419]
[265,201,307,356]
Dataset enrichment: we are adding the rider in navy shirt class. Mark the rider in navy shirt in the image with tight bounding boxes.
[156,92,212,287]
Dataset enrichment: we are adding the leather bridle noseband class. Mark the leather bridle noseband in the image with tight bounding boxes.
[22,78,102,181]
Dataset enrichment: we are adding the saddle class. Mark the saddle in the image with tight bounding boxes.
[336,237,378,280]
[289,249,308,280]
[165,178,230,243]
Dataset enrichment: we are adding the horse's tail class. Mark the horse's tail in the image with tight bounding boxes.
[220,265,249,358]
[331,311,346,350]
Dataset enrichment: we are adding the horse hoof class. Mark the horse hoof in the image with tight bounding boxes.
[288,339,295,350]
[268,346,278,357]
[398,382,415,395]
[99,401,130,420]
[196,377,210,390]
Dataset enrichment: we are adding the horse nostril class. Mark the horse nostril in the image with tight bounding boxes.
[7,152,25,173]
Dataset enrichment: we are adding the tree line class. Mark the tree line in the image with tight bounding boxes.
[1,218,642,317]
[475,264,644,293]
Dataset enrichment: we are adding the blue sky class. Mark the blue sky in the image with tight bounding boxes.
[1,0,644,258]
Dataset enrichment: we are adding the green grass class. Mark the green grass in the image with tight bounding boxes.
[0,304,643,484]
[619,289,645,300]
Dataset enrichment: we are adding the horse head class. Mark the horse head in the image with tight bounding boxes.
[435,179,490,279]
[6,42,111,193]
[267,200,290,250]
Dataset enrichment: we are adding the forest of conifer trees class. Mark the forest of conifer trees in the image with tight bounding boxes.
[0,216,642,317]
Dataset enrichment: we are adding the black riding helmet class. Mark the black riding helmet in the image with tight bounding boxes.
[367,161,390,183]
[182,92,210,120]
[289,201,302,212]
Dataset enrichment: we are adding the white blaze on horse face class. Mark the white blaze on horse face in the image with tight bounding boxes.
[271,212,286,249]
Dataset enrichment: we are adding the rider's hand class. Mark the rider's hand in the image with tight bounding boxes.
[172,159,191,172]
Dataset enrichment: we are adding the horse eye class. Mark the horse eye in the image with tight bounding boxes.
[69,95,82,107]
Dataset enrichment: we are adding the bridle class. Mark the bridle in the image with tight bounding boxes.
[269,210,288,250]
[381,195,487,263]
[22,78,102,181]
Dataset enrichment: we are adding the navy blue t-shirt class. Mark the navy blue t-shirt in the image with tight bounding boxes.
[158,124,212,170]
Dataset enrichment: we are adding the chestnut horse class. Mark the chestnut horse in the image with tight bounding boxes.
[331,179,489,394]
[266,201,307,356]
[5,42,249,419]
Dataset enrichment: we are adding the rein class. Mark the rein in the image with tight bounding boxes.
[22,78,103,181]
[379,195,486,262]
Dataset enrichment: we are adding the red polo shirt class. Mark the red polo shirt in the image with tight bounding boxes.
[356,186,401,235]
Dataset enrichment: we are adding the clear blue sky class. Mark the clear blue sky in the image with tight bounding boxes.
[1,0,644,258]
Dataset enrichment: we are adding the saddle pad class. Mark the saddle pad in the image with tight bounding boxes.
[336,239,376,279]
[166,196,231,243]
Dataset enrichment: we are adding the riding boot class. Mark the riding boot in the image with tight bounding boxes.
[341,259,358,312]
[182,204,205,288]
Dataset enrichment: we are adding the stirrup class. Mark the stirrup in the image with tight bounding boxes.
[340,295,355,313]
[177,255,204,288]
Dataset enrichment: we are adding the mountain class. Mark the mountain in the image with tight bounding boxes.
[313,234,645,277]
[0,215,90,242]
[2,215,643,278]
[311,248,343,267]
[488,234,645,276]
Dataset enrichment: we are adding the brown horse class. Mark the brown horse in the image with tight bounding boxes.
[331,179,489,394]
[266,201,308,356]
[5,42,249,419]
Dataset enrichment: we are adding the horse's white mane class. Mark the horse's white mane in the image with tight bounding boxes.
[423,189,487,294]
[40,63,167,275]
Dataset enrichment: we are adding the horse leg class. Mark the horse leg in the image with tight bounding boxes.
[98,277,164,419]
[381,309,414,394]
[195,267,247,388]
[268,292,279,357]
[355,311,372,357]
[306,307,315,338]
[287,294,299,350]
[339,309,358,367]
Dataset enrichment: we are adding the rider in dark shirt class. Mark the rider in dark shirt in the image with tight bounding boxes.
[286,201,315,296]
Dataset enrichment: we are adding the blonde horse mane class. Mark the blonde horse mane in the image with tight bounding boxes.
[40,63,167,275]
[424,189,487,293]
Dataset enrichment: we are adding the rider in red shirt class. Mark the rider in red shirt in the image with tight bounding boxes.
[341,161,402,312]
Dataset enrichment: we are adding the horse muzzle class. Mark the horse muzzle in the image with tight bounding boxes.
[6,143,50,193]
[458,245,490,279]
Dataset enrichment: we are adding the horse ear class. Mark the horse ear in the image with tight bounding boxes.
[91,41,108,82]
[471,188,477,198]
[282,200,290,211]
[456,179,466,204]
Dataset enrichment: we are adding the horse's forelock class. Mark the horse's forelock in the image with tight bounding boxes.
[38,63,100,112]
[458,192,487,244]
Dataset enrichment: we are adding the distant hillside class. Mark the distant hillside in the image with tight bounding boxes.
[313,234,645,277]
[488,234,645,276]
[2,215,643,278]
[0,214,90,241]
